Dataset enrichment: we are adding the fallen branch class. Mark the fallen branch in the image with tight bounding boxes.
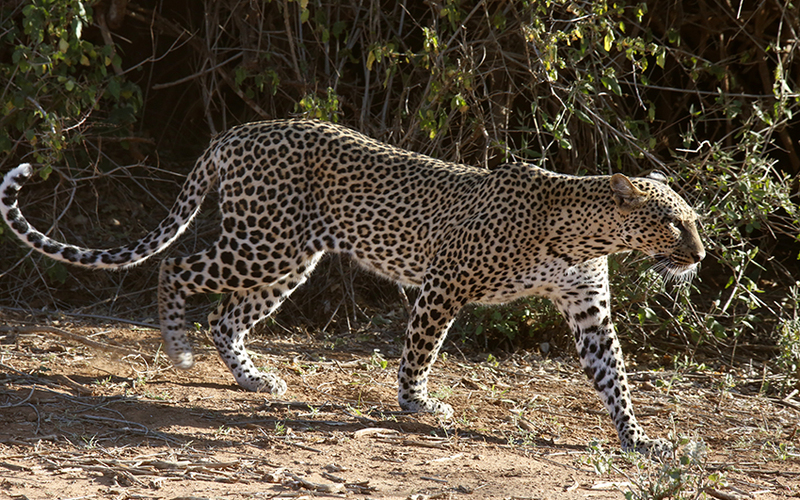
[286,471,345,494]
[703,487,746,500]
[53,375,93,395]
[4,325,153,362]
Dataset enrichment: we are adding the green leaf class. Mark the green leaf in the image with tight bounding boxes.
[107,78,120,99]
[574,108,593,124]
[39,165,52,181]
[366,50,376,71]
[600,76,622,96]
[0,131,11,152]
[331,21,346,39]
[705,317,727,339]
[108,106,135,125]
[638,307,658,325]
[656,48,666,68]
[603,33,613,52]
[47,262,68,284]
[235,65,247,87]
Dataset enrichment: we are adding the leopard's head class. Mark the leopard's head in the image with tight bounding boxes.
[610,172,705,281]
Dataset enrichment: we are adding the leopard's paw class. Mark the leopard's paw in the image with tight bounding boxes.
[632,437,673,460]
[238,371,287,395]
[170,351,195,370]
[257,373,288,396]
[399,396,454,419]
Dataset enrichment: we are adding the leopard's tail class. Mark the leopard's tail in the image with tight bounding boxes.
[1,156,218,270]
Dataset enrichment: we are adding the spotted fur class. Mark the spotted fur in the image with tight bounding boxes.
[1,119,705,455]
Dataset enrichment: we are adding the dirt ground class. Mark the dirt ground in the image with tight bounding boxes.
[1,311,799,500]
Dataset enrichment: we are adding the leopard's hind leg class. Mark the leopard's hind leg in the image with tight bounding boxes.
[157,249,227,371]
[158,242,323,391]
[208,252,324,393]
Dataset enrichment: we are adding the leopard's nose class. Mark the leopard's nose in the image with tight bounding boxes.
[691,246,706,263]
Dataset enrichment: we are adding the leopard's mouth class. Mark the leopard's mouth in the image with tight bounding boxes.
[651,255,699,283]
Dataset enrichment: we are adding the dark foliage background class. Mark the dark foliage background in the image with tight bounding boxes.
[1,0,798,391]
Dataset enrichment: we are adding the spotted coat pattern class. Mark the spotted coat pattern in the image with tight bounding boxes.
[0,120,705,455]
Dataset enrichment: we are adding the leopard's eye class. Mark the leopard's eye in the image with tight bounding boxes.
[663,217,681,231]
[664,218,684,237]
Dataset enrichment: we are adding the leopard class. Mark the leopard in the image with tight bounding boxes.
[1,119,705,456]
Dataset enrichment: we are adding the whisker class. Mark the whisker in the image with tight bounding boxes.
[644,255,700,293]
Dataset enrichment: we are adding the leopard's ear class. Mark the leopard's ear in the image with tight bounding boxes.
[610,173,646,212]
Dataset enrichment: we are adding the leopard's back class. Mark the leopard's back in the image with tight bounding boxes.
[210,120,492,285]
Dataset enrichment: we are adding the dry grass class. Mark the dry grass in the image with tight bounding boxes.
[1,309,798,499]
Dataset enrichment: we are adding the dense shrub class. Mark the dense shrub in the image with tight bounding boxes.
[1,0,798,387]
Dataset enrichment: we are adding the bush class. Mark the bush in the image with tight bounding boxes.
[1,0,141,172]
[1,0,798,387]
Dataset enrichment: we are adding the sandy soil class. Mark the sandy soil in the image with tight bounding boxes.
[1,312,798,500]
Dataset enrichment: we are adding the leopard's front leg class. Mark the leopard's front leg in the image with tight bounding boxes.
[553,258,671,458]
